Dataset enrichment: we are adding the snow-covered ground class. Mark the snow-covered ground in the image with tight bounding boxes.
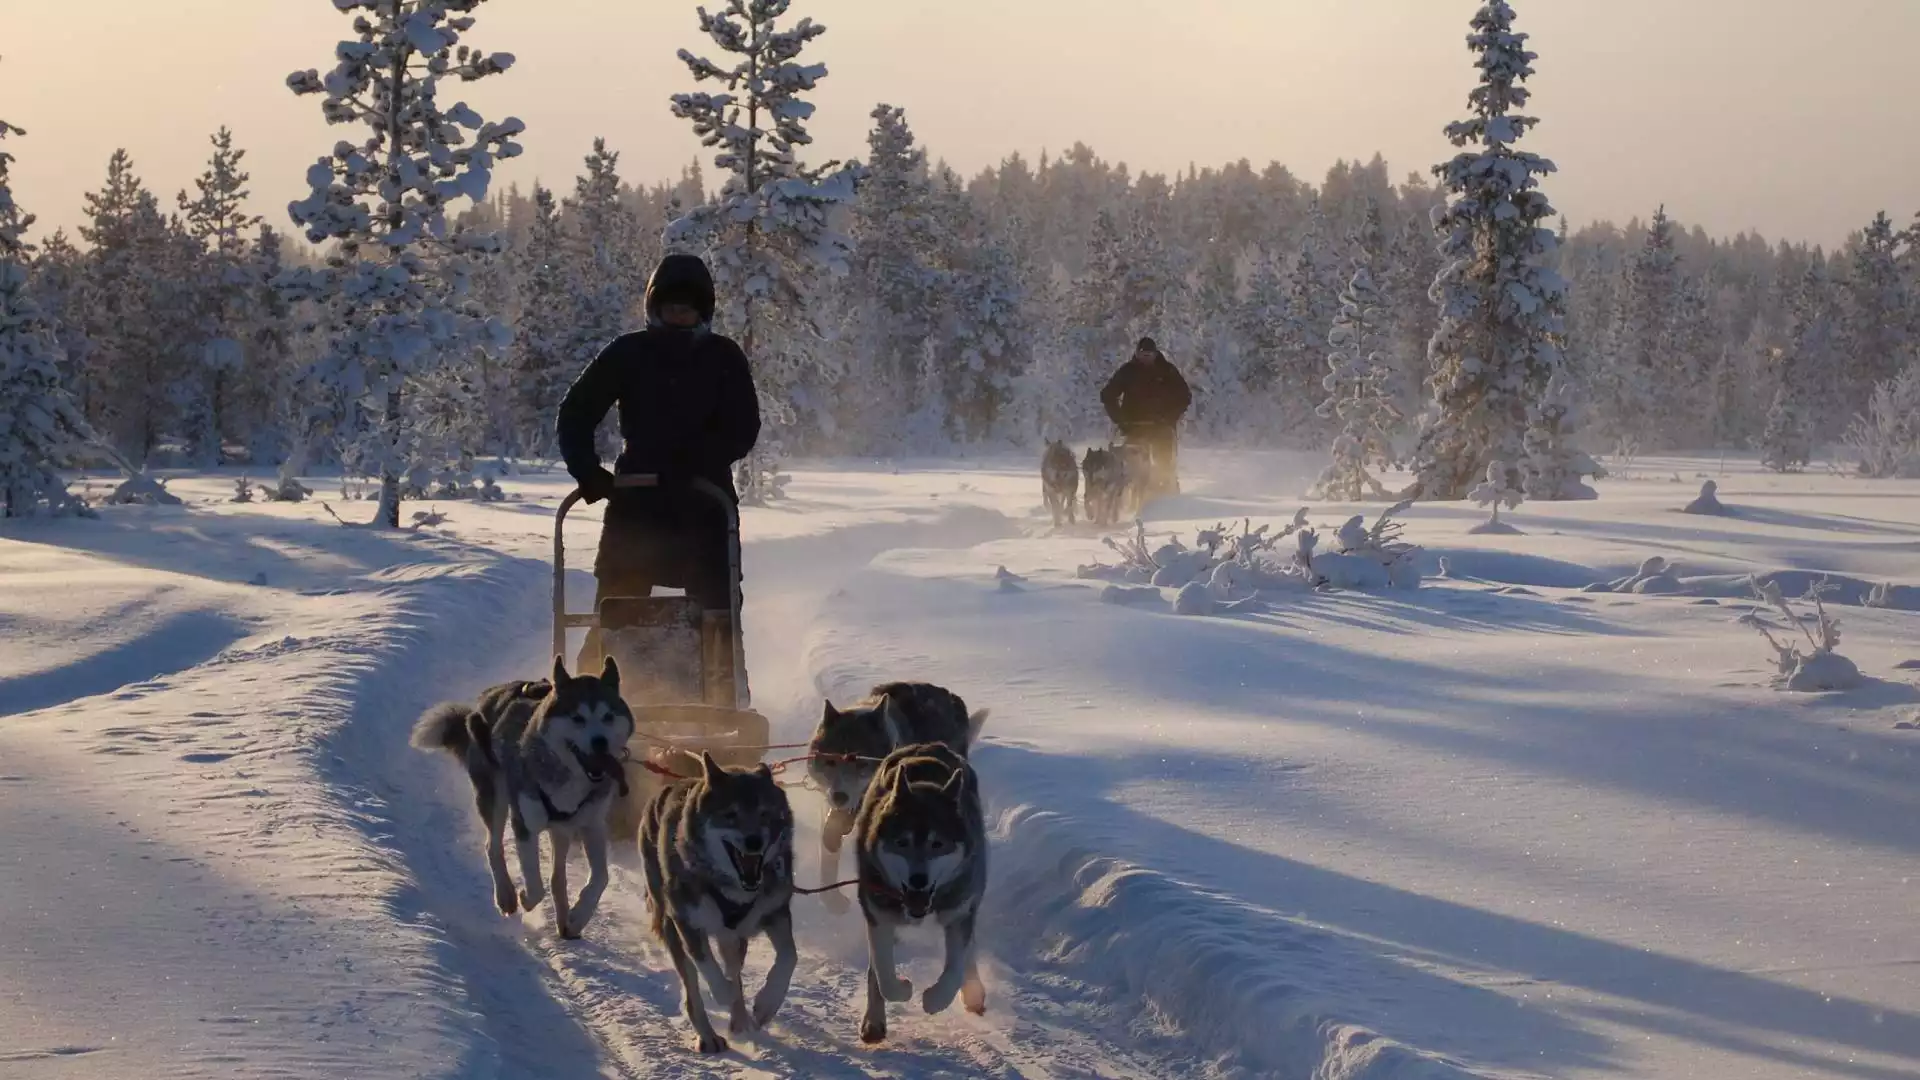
[2,452,1916,1079]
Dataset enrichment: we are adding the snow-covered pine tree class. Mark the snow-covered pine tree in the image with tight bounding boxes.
[1276,228,1339,443]
[1841,212,1912,420]
[27,230,89,407]
[1759,385,1811,473]
[851,105,941,393]
[935,185,1028,442]
[1312,259,1401,500]
[177,127,263,465]
[559,138,643,460]
[508,184,569,456]
[668,0,864,502]
[1405,0,1573,504]
[0,110,96,516]
[1600,206,1680,449]
[281,0,523,526]
[1779,255,1843,441]
[1521,369,1604,499]
[75,149,195,463]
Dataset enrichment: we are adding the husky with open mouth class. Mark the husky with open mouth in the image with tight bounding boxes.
[852,741,988,1044]
[806,682,987,914]
[639,752,797,1054]
[411,656,634,940]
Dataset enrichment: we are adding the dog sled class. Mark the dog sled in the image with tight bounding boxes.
[554,473,770,838]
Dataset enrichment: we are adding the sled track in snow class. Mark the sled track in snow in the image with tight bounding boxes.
[328,507,1217,1078]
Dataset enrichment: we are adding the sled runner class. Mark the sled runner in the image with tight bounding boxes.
[553,474,770,805]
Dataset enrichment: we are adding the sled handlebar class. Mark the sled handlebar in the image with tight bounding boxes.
[552,473,746,705]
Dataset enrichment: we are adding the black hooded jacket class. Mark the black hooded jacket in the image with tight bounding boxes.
[1100,350,1192,430]
[556,254,761,501]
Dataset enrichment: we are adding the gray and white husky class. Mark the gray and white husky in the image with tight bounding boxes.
[852,741,989,1043]
[1082,445,1127,526]
[411,656,635,940]
[1042,439,1079,527]
[807,682,987,912]
[639,752,798,1054]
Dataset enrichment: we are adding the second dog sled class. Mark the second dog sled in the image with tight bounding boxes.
[554,473,770,839]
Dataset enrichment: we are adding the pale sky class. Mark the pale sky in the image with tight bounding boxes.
[7,0,1916,249]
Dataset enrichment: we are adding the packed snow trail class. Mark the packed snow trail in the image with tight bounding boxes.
[0,469,1224,1079]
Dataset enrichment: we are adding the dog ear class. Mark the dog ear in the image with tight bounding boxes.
[700,750,726,787]
[878,694,909,748]
[821,699,839,725]
[756,762,774,780]
[551,654,569,687]
[599,654,620,694]
[941,766,969,800]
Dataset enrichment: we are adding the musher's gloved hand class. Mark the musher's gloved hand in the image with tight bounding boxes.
[578,466,617,505]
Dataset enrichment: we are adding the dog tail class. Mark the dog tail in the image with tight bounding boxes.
[410,702,473,756]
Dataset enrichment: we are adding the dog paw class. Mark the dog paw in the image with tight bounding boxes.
[692,1032,729,1054]
[879,974,913,1003]
[518,885,545,911]
[751,991,785,1028]
[962,981,987,1015]
[494,888,518,916]
[922,982,959,1016]
[858,1015,887,1045]
[727,1008,757,1035]
[557,923,581,941]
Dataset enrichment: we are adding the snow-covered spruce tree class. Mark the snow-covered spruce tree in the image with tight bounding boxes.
[1521,369,1604,499]
[177,127,264,465]
[508,184,570,457]
[1312,260,1401,500]
[281,0,523,527]
[1841,212,1912,420]
[1759,385,1811,473]
[849,105,943,406]
[668,0,863,503]
[0,112,96,516]
[560,139,644,460]
[75,150,200,464]
[27,230,89,408]
[1276,229,1339,443]
[1404,0,1574,504]
[1599,206,1682,450]
[1779,255,1843,442]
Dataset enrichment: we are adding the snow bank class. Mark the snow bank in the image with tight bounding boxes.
[986,806,1507,1080]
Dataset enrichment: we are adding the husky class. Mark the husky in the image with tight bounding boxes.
[639,753,797,1053]
[806,682,986,913]
[411,656,634,940]
[852,742,989,1043]
[1041,439,1079,527]
[1082,445,1127,526]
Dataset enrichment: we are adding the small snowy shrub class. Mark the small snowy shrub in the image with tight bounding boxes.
[1468,459,1525,533]
[1741,576,1861,692]
[231,477,255,503]
[1843,367,1920,479]
[1294,500,1423,590]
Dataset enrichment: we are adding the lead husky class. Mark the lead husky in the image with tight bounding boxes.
[411,656,634,940]
[853,742,988,1043]
[807,683,986,912]
[1042,439,1079,527]
[639,753,798,1053]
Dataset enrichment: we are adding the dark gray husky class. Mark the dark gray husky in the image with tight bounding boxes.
[412,656,634,940]
[852,741,989,1043]
[1041,439,1080,526]
[639,753,798,1053]
[806,682,987,913]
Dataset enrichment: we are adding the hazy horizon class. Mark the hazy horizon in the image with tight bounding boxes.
[8,0,1917,249]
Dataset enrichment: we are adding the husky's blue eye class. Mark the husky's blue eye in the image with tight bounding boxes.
[573,714,586,726]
